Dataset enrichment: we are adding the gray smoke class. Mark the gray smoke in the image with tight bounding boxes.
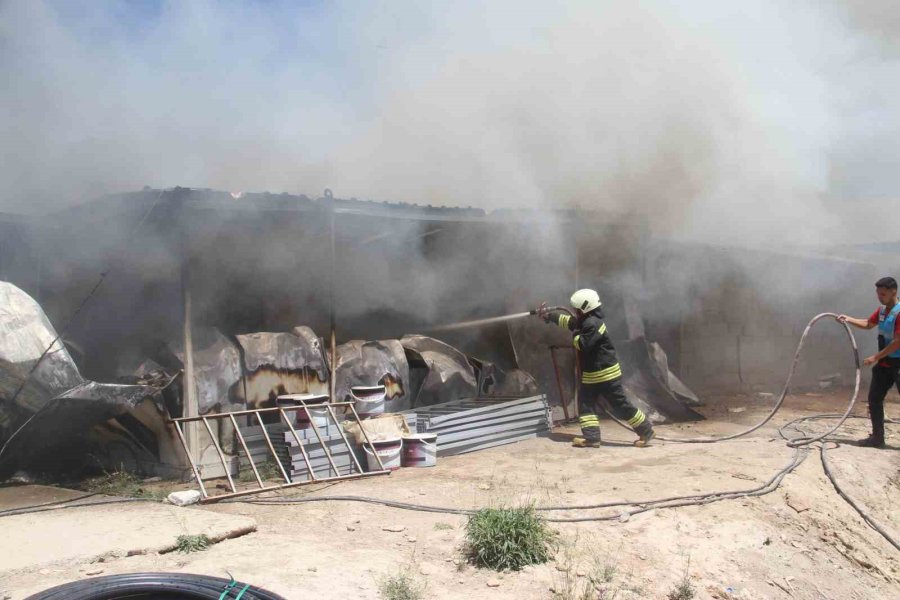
[1,1,898,381]
[1,1,898,239]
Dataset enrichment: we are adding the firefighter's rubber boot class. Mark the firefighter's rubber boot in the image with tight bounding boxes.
[633,422,655,447]
[573,426,601,448]
[572,437,601,448]
[572,437,600,448]
[858,434,885,449]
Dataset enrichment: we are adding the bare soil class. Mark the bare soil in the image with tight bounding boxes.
[1,390,898,600]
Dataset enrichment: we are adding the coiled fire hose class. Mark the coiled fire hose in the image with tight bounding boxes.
[23,572,286,600]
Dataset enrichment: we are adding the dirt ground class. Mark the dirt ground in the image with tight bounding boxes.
[1,390,898,600]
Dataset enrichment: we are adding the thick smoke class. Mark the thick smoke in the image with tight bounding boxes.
[1,1,897,382]
[1,1,898,242]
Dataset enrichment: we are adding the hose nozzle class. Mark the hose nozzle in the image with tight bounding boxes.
[531,303,572,319]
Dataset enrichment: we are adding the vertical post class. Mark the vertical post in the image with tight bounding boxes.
[202,416,236,492]
[173,420,208,499]
[255,412,290,483]
[327,189,337,402]
[303,400,341,477]
[181,204,200,465]
[549,347,571,424]
[281,408,317,482]
[229,414,263,488]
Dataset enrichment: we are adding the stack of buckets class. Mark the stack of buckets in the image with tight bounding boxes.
[350,385,437,471]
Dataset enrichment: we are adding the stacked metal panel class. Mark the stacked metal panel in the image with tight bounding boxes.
[282,425,360,481]
[236,420,355,481]
[236,421,291,474]
[406,394,550,457]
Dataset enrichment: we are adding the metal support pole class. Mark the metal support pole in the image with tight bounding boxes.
[325,405,365,474]
[304,402,341,477]
[173,421,208,499]
[202,416,236,492]
[327,189,337,403]
[199,471,387,503]
[181,219,199,464]
[255,412,290,483]
[229,414,263,488]
[549,347,571,423]
[280,408,318,482]
[348,404,387,471]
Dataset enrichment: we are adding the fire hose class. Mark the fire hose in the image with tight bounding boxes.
[4,315,896,551]
[23,573,286,600]
[239,312,900,549]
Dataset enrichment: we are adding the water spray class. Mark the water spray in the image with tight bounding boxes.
[427,305,571,332]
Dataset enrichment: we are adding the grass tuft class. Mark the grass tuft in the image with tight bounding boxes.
[81,470,165,500]
[464,506,555,571]
[433,522,454,531]
[666,556,695,600]
[378,570,426,600]
[238,460,282,482]
[176,534,211,553]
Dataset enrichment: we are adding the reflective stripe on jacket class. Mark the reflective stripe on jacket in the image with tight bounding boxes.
[551,309,622,384]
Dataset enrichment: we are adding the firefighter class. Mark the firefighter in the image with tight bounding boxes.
[838,276,900,449]
[539,289,655,448]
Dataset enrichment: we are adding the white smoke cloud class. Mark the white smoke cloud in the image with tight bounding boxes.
[1,1,898,246]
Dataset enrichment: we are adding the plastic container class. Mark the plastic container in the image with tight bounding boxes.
[363,438,403,471]
[276,393,330,428]
[351,385,387,419]
[401,433,438,468]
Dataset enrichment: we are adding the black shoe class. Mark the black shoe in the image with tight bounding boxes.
[858,435,886,449]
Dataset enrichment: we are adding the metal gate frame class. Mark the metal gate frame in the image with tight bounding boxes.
[170,398,390,503]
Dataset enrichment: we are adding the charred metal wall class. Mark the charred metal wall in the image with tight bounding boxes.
[3,189,647,414]
[644,242,878,393]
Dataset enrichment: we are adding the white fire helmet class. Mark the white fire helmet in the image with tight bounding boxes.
[570,289,602,313]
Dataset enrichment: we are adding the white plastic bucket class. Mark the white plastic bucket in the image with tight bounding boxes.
[276,393,330,428]
[351,385,386,419]
[363,438,402,471]
[401,433,437,468]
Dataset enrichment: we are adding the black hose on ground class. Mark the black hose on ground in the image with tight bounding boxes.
[0,496,155,519]
[778,412,900,551]
[23,572,286,600]
[819,441,900,552]
[239,446,809,524]
[4,315,895,548]
[0,492,98,516]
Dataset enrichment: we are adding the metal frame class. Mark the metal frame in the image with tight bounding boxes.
[170,398,390,503]
[550,345,579,422]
